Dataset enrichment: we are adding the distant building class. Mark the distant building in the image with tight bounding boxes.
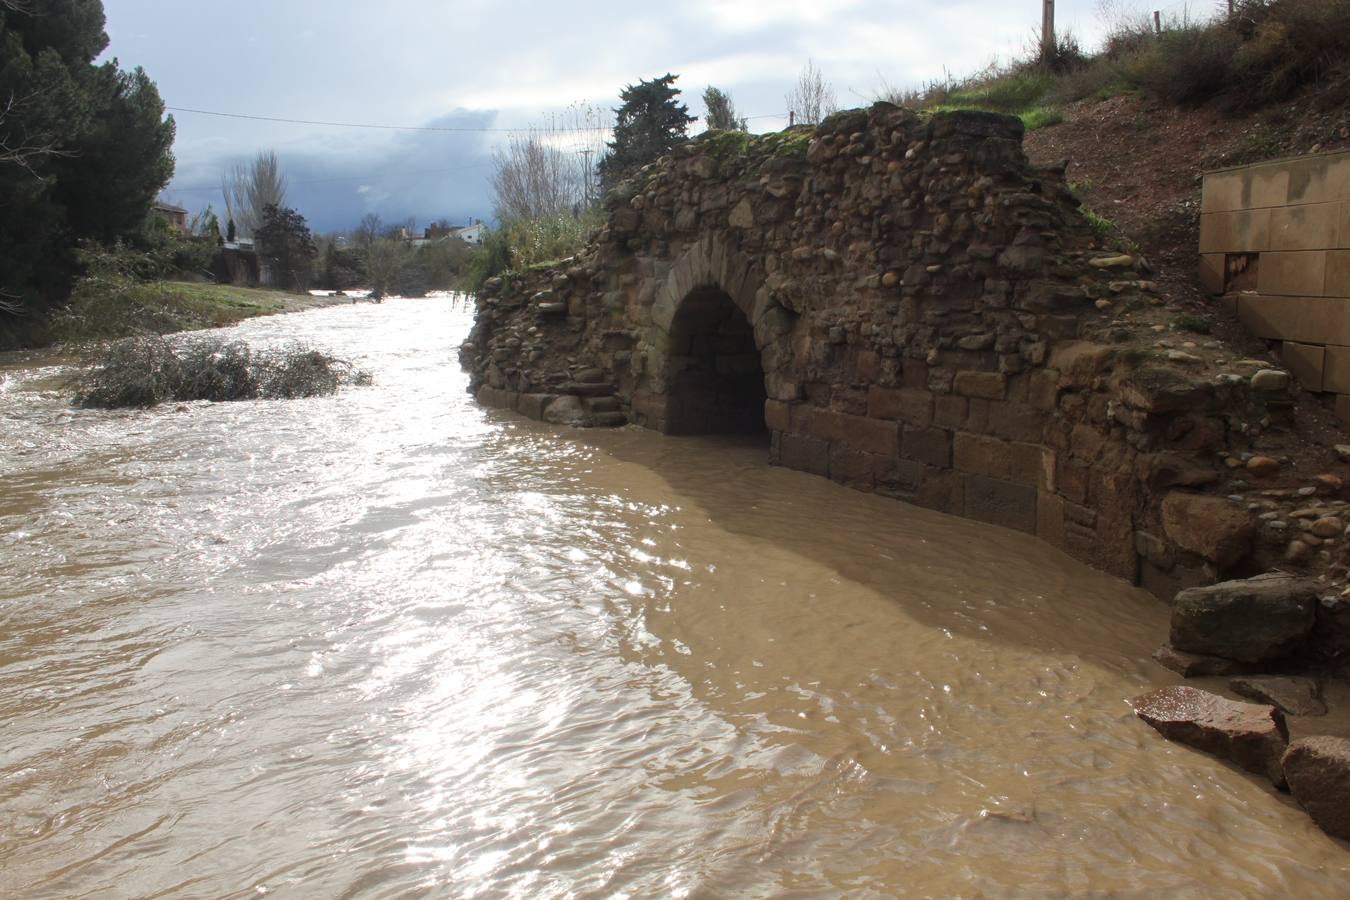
[152,200,189,232]
[401,220,487,248]
[453,223,486,245]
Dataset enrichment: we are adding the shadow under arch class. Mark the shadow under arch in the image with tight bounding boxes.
[663,284,767,435]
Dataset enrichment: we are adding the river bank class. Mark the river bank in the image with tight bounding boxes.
[1,281,359,352]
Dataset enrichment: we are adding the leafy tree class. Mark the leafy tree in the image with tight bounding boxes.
[702,86,746,131]
[190,203,222,243]
[255,204,316,291]
[0,0,174,342]
[599,73,695,185]
[51,63,175,243]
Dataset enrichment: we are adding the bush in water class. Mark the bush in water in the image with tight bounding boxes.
[73,336,370,409]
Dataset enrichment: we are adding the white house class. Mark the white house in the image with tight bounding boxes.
[453,223,486,245]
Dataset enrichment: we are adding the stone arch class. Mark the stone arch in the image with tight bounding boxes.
[651,235,764,335]
[663,283,767,434]
[643,235,798,435]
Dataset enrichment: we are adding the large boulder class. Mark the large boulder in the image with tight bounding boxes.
[1161,492,1254,567]
[1170,573,1318,663]
[1133,685,1288,785]
[542,395,588,426]
[1282,737,1350,840]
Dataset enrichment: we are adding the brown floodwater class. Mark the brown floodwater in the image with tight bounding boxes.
[1,298,1348,897]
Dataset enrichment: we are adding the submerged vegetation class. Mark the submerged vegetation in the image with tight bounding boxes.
[73,336,370,409]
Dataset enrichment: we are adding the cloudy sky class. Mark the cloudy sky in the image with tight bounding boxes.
[100,0,1129,233]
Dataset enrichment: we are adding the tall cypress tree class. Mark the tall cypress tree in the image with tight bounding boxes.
[599,73,695,186]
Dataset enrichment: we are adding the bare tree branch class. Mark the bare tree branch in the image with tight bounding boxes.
[0,289,24,317]
[786,59,838,126]
[221,150,287,238]
[0,89,73,176]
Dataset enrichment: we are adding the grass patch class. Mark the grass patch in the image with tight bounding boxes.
[72,336,370,409]
[1020,106,1065,130]
[1081,206,1115,240]
[694,126,812,167]
[52,269,298,343]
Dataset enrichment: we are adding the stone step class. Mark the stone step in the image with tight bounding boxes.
[589,411,628,428]
[573,367,607,384]
[565,381,617,397]
[585,396,621,413]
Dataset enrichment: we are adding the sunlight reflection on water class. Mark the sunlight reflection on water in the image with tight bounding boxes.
[1,297,1348,897]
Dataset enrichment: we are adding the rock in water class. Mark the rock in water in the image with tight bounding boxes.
[1229,676,1327,717]
[1151,643,1252,677]
[1133,685,1288,785]
[1170,573,1318,663]
[1282,737,1350,840]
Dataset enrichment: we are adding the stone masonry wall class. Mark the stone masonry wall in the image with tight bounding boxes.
[461,105,1348,655]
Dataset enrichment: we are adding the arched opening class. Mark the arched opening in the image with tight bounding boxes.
[664,285,767,435]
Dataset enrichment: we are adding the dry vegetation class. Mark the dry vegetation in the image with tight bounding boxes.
[73,336,370,409]
[890,0,1350,129]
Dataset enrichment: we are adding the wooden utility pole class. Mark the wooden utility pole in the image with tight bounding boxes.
[1041,0,1056,64]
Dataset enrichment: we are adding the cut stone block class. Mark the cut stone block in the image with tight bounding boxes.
[1256,250,1326,297]
[1238,294,1350,346]
[1280,341,1326,392]
[1326,249,1350,297]
[1199,209,1271,254]
[1270,202,1340,251]
[1324,345,1350,395]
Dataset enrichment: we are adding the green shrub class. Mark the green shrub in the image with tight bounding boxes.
[72,336,369,409]
[463,226,513,293]
[1173,313,1214,334]
[462,211,602,294]
[1124,24,1243,105]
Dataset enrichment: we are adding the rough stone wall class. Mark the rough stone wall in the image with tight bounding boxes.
[462,105,1336,638]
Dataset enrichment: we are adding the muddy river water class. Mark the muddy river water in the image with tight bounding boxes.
[2,298,1348,897]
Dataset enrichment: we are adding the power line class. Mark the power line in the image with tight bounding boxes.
[165,106,608,134]
[165,105,790,133]
[167,162,495,194]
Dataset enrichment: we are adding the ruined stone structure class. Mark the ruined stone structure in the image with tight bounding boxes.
[461,105,1348,655]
